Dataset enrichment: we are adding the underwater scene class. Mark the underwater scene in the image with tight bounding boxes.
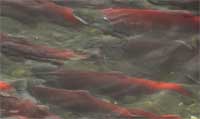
[0,0,200,119]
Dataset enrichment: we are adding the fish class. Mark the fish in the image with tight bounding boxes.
[0,81,13,91]
[102,8,200,32]
[0,0,87,25]
[32,68,191,99]
[0,33,87,65]
[0,94,62,119]
[31,85,182,119]
[39,0,87,24]
[148,0,200,11]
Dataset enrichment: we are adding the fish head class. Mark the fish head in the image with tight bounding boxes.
[62,7,87,25]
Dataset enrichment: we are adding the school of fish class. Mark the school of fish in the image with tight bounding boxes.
[0,0,199,119]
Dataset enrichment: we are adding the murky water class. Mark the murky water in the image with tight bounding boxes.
[0,0,200,119]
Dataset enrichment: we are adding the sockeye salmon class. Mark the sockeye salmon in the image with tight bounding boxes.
[31,86,182,119]
[32,68,191,99]
[0,33,87,65]
[102,8,200,32]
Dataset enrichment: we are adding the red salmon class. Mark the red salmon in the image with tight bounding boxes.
[0,0,86,25]
[102,8,200,32]
[0,33,87,65]
[32,68,191,99]
[31,86,182,119]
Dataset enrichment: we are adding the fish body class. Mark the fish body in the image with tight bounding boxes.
[0,33,86,65]
[102,8,200,32]
[0,81,12,91]
[0,0,85,25]
[33,68,191,98]
[41,0,85,24]
[31,86,182,119]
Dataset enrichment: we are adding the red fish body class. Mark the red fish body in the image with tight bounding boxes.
[41,0,85,24]
[33,68,190,99]
[31,86,182,119]
[0,33,86,65]
[102,8,200,32]
[0,0,85,25]
[0,81,13,91]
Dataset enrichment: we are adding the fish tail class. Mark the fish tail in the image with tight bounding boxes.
[128,108,182,119]
[129,78,191,96]
[159,114,182,119]
[155,82,191,96]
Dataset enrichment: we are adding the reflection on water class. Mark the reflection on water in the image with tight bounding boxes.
[0,0,200,119]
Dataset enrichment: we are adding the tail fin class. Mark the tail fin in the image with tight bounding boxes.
[128,108,182,119]
[159,114,182,119]
[129,78,191,96]
[156,82,191,96]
